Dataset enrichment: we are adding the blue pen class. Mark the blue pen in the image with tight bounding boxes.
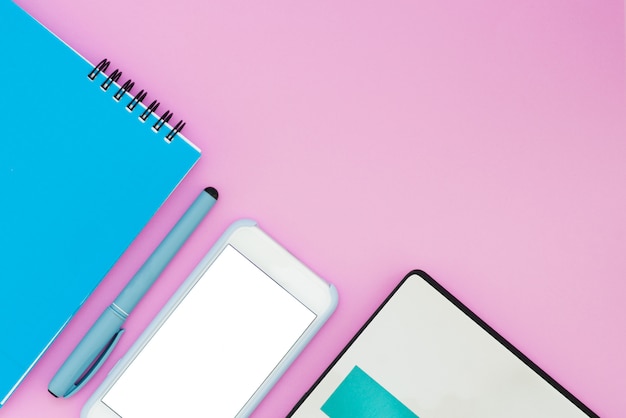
[48,187,219,398]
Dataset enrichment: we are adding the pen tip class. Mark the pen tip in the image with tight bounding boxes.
[48,389,59,398]
[204,187,219,200]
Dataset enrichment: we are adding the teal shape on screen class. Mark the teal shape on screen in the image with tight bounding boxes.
[321,366,418,418]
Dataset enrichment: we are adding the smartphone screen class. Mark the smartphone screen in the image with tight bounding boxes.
[102,244,316,418]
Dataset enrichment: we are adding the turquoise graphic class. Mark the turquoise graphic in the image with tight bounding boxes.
[321,366,418,418]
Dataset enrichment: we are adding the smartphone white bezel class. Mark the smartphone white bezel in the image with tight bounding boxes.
[81,219,338,418]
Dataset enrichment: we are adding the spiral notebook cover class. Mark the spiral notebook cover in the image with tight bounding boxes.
[0,1,201,406]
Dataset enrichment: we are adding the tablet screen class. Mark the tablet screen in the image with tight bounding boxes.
[289,272,595,417]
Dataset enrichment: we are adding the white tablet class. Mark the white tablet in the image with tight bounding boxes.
[289,270,597,417]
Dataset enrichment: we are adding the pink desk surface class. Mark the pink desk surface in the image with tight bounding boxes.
[4,0,625,416]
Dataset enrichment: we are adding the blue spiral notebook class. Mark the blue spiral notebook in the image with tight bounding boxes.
[0,1,201,406]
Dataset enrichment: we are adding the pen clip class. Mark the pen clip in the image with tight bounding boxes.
[64,328,125,397]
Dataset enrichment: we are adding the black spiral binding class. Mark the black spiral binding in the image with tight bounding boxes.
[87,58,186,142]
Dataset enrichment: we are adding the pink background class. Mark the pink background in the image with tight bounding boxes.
[3,0,625,416]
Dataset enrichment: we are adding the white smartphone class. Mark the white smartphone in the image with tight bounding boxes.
[82,219,338,418]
